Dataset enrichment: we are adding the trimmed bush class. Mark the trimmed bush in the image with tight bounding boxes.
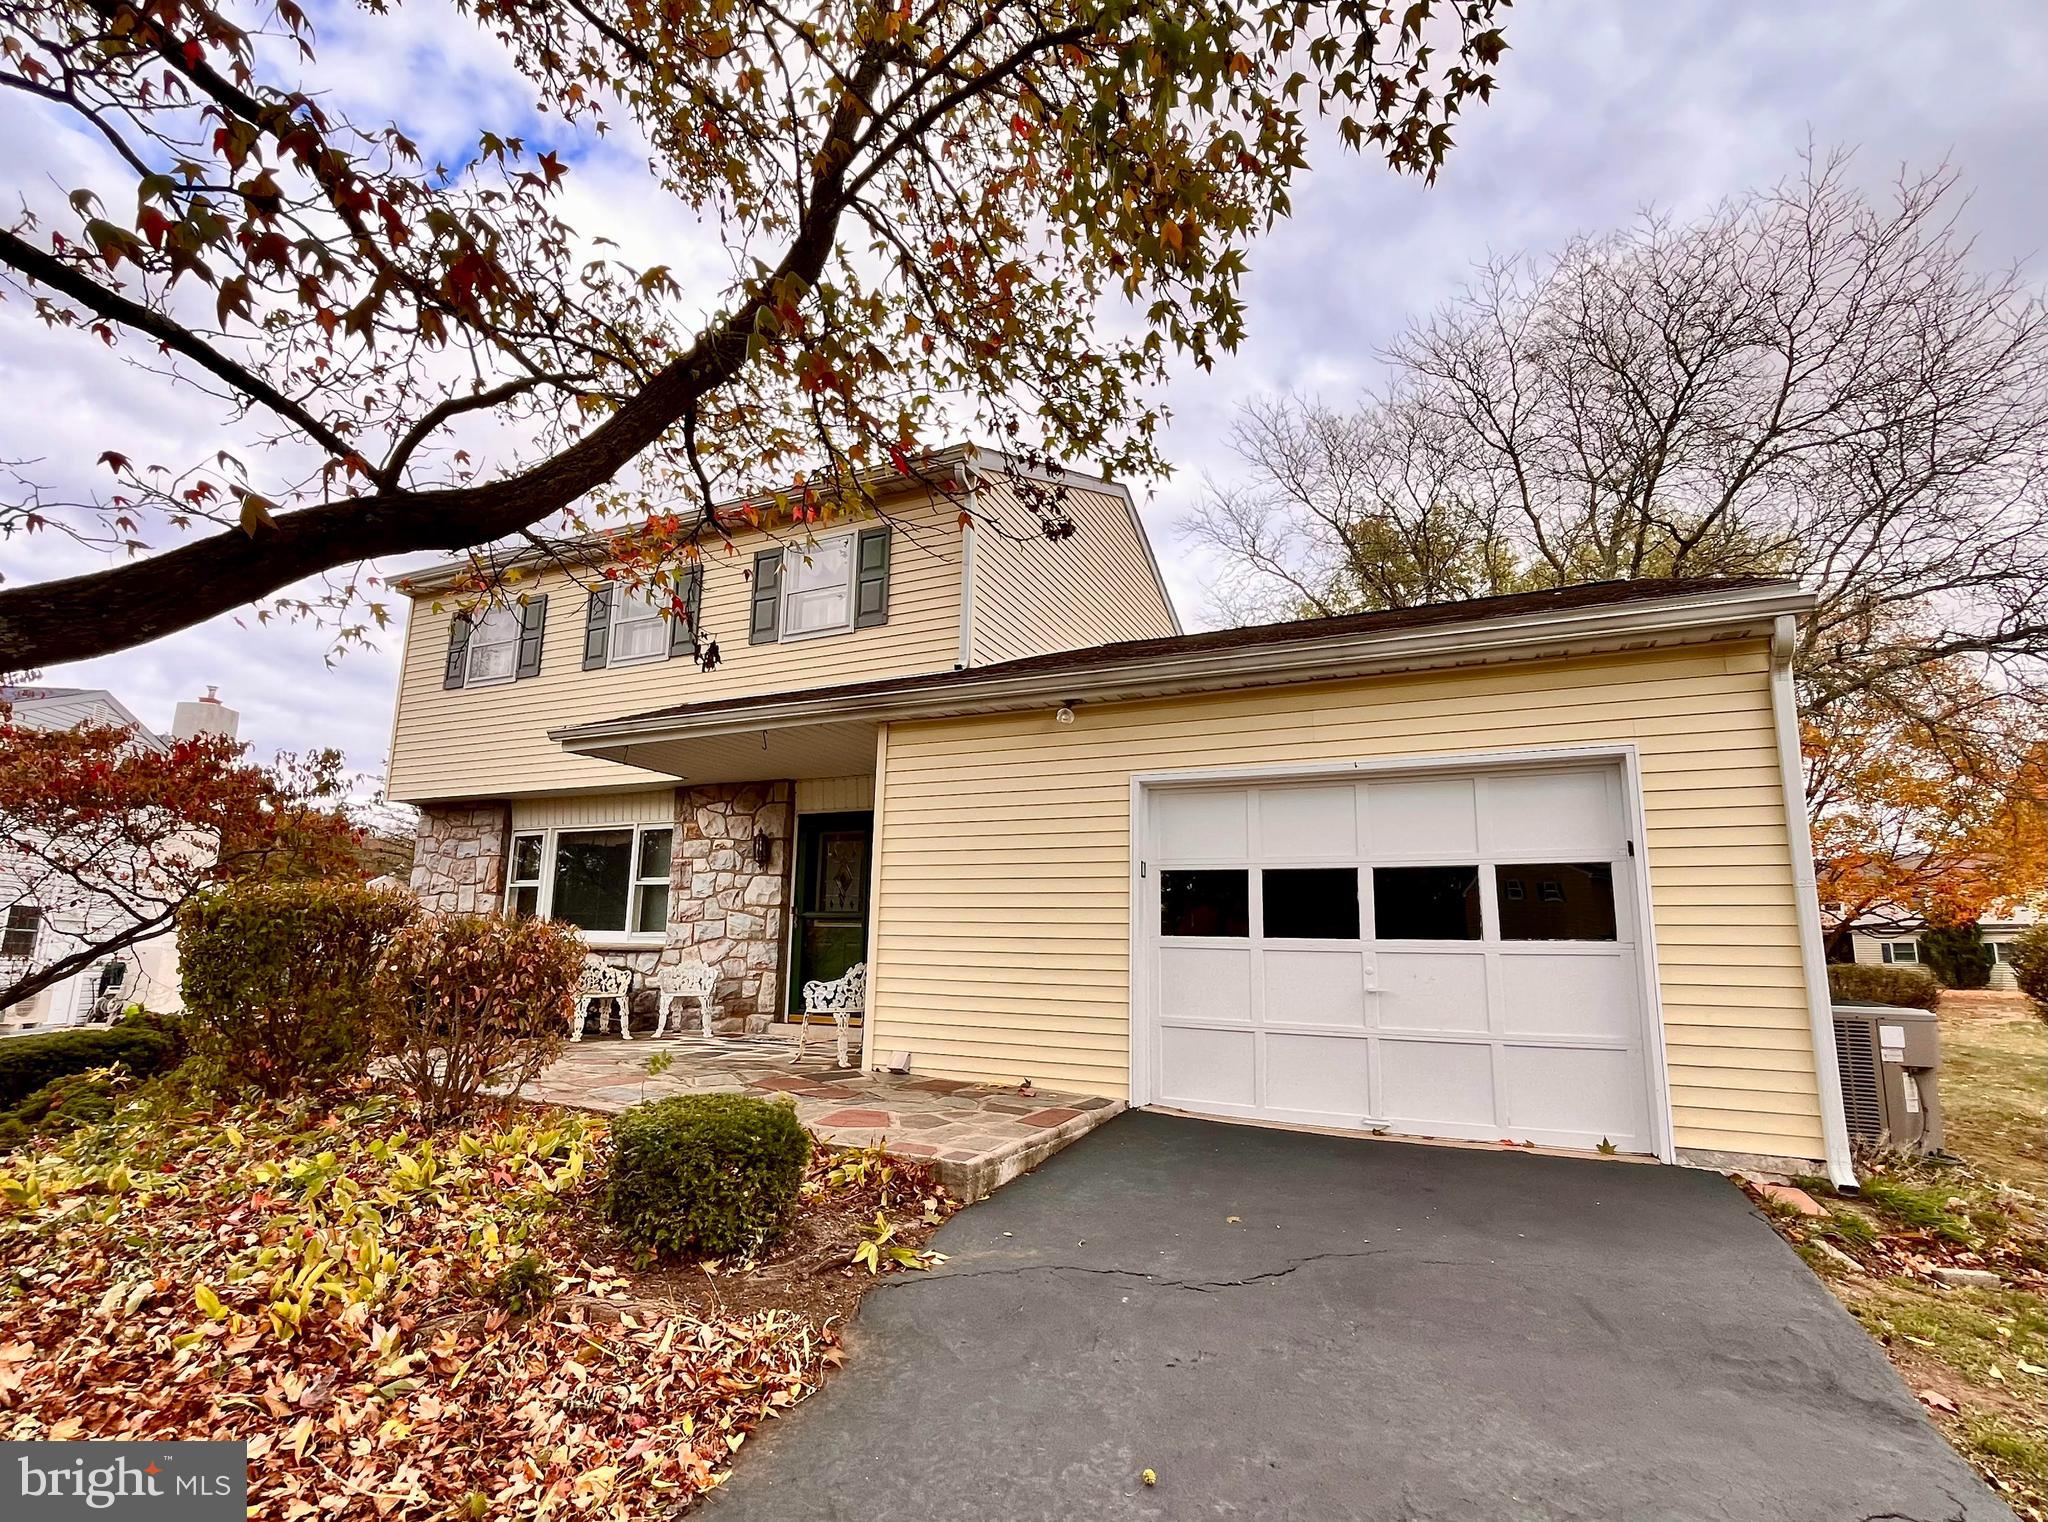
[2008,924,2048,1022]
[179,881,419,1098]
[0,1023,177,1109]
[373,914,583,1125]
[1828,961,1940,1010]
[1919,922,1993,989]
[604,1094,811,1260]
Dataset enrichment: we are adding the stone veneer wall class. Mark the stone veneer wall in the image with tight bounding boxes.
[668,781,794,1032]
[409,802,511,913]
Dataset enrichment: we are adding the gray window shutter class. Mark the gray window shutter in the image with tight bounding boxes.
[582,586,613,670]
[749,549,782,644]
[668,567,703,659]
[443,612,473,689]
[514,594,548,680]
[854,525,892,628]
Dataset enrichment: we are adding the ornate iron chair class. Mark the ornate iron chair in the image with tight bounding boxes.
[794,961,865,1068]
[654,959,720,1038]
[572,957,635,1041]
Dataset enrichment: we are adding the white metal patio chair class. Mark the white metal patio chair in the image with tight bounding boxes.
[793,961,865,1068]
[573,957,635,1041]
[654,959,720,1038]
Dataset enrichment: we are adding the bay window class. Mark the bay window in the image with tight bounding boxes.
[505,824,673,938]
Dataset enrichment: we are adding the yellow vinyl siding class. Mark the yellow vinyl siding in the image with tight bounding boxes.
[871,641,1827,1163]
[510,789,676,830]
[796,775,876,812]
[387,502,964,802]
[969,480,1178,663]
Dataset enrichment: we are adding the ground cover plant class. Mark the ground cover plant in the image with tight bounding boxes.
[0,1087,949,1519]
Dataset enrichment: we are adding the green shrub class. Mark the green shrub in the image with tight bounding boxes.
[373,914,583,1125]
[0,1067,133,1145]
[604,1094,811,1260]
[2006,924,2048,1022]
[0,1023,177,1109]
[1919,922,1992,989]
[483,1254,558,1317]
[179,881,419,1098]
[1827,961,1940,1010]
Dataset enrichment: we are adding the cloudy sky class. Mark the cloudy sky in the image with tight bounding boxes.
[4,1,2046,787]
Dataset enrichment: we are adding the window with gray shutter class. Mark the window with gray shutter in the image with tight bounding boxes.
[515,595,548,679]
[582,586,613,669]
[854,525,891,628]
[443,612,473,689]
[748,549,781,643]
[668,566,704,659]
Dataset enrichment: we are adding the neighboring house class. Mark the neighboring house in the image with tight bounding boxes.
[0,686,238,1035]
[1847,904,2041,992]
[387,444,1856,1184]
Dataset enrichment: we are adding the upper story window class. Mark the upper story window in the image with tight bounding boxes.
[750,524,892,645]
[582,569,704,672]
[783,531,857,638]
[464,607,521,685]
[2,905,40,960]
[444,599,547,690]
[607,586,669,665]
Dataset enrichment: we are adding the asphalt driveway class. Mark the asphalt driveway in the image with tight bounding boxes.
[704,1111,2014,1522]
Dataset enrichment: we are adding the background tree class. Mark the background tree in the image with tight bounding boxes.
[0,0,1510,669]
[0,714,360,1011]
[1187,151,2048,930]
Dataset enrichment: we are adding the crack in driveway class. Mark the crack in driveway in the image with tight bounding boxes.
[887,1247,1393,1294]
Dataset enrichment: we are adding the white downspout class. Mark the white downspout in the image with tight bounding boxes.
[956,463,979,669]
[1770,613,1858,1190]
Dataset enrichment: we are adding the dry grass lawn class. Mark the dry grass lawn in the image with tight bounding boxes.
[1754,990,2046,1520]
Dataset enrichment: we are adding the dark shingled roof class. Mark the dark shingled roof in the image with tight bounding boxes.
[579,575,1793,731]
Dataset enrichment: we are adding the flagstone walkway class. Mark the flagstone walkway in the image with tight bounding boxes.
[522,1033,1123,1200]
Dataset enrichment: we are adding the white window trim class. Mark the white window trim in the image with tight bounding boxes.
[779,528,859,642]
[506,824,673,944]
[606,585,670,669]
[1880,939,1919,965]
[464,606,521,688]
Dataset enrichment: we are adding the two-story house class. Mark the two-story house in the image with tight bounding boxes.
[388,444,1862,1186]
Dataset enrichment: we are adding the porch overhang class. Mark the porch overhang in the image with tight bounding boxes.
[549,578,1817,776]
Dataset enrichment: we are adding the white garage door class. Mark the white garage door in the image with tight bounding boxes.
[1139,764,1660,1155]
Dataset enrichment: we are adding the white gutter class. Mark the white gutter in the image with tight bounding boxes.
[1770,613,1858,1191]
[554,582,1816,750]
[956,463,979,668]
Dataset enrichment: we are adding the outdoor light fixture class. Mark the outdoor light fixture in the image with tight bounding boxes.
[1054,703,1078,726]
[752,833,775,869]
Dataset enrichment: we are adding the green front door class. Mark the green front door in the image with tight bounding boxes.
[788,811,872,1020]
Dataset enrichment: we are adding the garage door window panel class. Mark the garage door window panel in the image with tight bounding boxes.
[1496,862,1618,941]
[1372,866,1482,940]
[1161,870,1249,937]
[1261,868,1360,940]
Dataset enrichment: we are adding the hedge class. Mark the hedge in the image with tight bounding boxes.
[179,880,419,1098]
[0,1023,177,1110]
[1827,962,1940,1010]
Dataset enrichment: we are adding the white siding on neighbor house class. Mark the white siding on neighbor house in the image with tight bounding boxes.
[869,641,1829,1165]
[387,499,967,802]
[969,479,1178,665]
